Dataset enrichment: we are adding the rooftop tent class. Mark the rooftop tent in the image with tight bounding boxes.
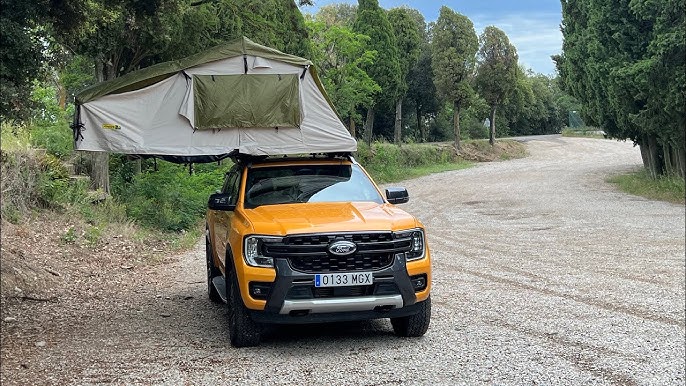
[72,37,357,162]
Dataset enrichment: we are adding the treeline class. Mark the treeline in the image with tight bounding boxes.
[1,0,577,149]
[308,3,579,150]
[555,0,685,178]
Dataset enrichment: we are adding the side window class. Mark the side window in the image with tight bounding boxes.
[221,173,235,194]
[224,172,241,205]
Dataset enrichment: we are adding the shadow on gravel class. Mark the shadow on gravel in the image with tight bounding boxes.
[260,319,394,345]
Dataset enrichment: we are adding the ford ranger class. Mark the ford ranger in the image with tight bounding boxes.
[205,153,431,347]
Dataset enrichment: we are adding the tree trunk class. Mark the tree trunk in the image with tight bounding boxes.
[133,159,142,175]
[349,116,356,138]
[489,105,497,146]
[676,145,686,178]
[91,152,110,193]
[646,134,664,179]
[638,137,650,171]
[416,106,425,143]
[663,142,674,175]
[453,100,461,151]
[394,99,402,146]
[364,108,375,146]
[89,59,111,194]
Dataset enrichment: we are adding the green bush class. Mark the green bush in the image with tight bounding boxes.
[356,141,465,183]
[113,161,226,232]
[31,121,73,159]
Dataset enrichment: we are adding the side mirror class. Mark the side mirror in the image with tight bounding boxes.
[385,187,409,204]
[208,193,235,211]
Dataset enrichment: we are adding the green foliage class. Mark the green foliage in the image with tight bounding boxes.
[608,169,685,205]
[388,7,422,97]
[0,0,49,120]
[30,121,73,160]
[431,7,478,106]
[476,26,519,108]
[306,19,380,130]
[60,54,96,102]
[84,225,103,246]
[356,141,469,183]
[353,0,402,109]
[61,226,78,244]
[561,127,605,139]
[430,6,479,149]
[557,0,685,177]
[311,3,357,27]
[406,45,439,142]
[112,160,225,232]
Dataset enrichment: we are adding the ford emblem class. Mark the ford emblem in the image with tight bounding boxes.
[328,240,357,256]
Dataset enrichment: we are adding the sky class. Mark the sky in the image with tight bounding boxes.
[301,0,563,76]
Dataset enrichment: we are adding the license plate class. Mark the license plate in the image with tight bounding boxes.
[314,272,373,287]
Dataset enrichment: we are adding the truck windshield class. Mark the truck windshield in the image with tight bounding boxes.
[244,164,384,208]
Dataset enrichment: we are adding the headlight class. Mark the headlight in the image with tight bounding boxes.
[394,229,426,261]
[243,235,282,267]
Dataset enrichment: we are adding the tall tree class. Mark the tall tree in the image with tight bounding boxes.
[404,12,437,142]
[475,26,518,146]
[388,7,421,145]
[406,44,438,143]
[556,0,685,178]
[353,0,402,145]
[431,6,478,151]
[312,3,357,27]
[306,20,380,137]
[0,0,52,120]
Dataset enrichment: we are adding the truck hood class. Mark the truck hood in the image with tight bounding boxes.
[242,202,420,235]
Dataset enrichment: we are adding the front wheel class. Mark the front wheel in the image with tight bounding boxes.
[227,270,261,347]
[391,296,431,337]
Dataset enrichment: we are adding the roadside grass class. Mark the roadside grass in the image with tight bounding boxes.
[608,169,685,204]
[562,126,606,139]
[369,160,473,184]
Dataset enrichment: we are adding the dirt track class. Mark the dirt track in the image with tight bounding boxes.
[2,136,684,385]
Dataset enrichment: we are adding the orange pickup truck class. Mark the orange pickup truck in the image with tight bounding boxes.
[205,154,431,347]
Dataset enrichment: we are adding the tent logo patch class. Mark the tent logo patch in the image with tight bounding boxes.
[102,123,121,130]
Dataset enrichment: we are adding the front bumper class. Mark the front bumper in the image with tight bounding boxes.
[248,254,421,324]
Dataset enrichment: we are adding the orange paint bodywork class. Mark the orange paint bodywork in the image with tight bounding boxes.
[207,159,431,310]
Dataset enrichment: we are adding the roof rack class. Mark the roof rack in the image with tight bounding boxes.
[229,150,352,164]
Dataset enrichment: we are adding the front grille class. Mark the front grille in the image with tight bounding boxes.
[263,232,411,273]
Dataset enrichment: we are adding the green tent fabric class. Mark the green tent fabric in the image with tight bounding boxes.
[75,37,312,104]
[193,74,301,129]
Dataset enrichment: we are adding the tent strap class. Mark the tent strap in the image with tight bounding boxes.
[300,65,309,80]
[70,102,85,143]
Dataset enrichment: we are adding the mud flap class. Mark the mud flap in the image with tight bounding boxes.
[212,276,228,303]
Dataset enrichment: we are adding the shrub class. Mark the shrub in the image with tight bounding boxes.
[356,141,461,182]
[30,121,73,160]
[113,161,226,232]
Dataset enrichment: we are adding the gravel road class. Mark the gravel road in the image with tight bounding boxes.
[2,136,684,385]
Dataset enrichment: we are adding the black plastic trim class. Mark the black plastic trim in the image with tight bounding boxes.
[261,254,417,315]
[250,298,428,325]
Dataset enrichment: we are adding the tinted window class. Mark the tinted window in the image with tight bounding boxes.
[244,164,383,208]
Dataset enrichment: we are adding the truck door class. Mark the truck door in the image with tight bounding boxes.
[213,170,240,271]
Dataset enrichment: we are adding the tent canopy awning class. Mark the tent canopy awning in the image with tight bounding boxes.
[72,37,357,162]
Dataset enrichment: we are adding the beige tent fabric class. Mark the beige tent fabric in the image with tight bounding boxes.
[74,38,357,158]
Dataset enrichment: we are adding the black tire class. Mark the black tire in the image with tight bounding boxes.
[206,229,222,303]
[227,269,261,347]
[391,296,431,337]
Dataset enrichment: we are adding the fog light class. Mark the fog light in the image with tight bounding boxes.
[410,274,427,292]
[249,282,272,300]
